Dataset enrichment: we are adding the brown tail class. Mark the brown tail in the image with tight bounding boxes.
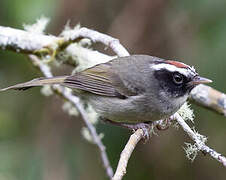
[0,76,68,91]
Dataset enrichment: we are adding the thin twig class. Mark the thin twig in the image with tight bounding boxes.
[29,55,114,178]
[62,27,130,57]
[173,113,226,167]
[112,129,144,180]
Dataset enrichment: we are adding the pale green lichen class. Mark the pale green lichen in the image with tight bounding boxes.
[79,38,92,48]
[23,16,50,34]
[60,23,113,72]
[62,101,79,117]
[183,128,207,162]
[173,102,194,129]
[60,23,81,40]
[81,127,104,144]
[176,102,207,162]
[192,127,208,144]
[183,142,199,162]
[177,102,194,123]
[83,103,99,125]
[41,85,53,96]
[23,16,59,62]
[61,22,92,48]
[81,127,93,143]
[68,44,113,73]
[55,50,77,67]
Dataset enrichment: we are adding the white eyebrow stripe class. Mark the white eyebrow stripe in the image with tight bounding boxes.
[151,63,196,76]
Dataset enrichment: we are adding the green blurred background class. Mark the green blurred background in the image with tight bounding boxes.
[0,0,226,179]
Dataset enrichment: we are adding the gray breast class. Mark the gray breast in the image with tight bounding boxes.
[86,94,171,123]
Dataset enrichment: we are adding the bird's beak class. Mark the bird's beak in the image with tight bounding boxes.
[190,76,212,85]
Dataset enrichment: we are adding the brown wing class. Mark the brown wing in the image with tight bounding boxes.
[63,62,128,98]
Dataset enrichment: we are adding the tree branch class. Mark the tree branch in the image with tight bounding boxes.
[62,27,130,57]
[112,129,144,180]
[173,113,226,167]
[0,26,59,53]
[190,84,226,116]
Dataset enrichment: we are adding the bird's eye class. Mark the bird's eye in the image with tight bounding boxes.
[173,73,183,85]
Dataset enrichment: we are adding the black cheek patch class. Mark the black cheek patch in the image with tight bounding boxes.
[153,69,189,97]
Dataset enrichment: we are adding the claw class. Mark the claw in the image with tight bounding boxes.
[156,118,170,131]
[131,122,151,142]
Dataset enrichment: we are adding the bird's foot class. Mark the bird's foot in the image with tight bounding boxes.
[129,122,151,141]
[156,118,171,131]
[100,117,151,141]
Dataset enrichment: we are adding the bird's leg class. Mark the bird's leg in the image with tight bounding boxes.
[100,117,152,140]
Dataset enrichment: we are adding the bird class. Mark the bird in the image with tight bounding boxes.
[0,55,212,136]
